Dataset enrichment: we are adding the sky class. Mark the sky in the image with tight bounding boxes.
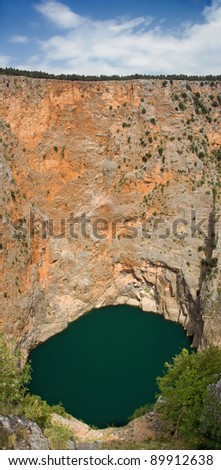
[0,0,221,76]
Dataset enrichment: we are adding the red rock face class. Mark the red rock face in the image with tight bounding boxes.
[1,76,221,354]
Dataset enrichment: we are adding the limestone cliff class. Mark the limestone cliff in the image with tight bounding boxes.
[1,76,221,354]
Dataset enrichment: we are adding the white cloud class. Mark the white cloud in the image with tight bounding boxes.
[16,0,221,75]
[35,1,83,29]
[10,35,29,43]
[203,0,221,20]
[0,55,10,67]
[108,17,152,32]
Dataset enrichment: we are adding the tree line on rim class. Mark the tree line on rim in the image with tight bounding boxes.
[1,67,221,82]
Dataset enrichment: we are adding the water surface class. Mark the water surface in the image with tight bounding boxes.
[29,305,192,427]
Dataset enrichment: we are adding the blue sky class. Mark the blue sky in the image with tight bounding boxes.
[1,0,221,75]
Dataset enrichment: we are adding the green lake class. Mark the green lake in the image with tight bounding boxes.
[29,305,192,428]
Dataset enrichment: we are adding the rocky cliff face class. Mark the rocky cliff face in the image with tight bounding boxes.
[1,76,221,354]
[0,416,49,450]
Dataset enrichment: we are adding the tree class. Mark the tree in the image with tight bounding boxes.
[199,382,221,449]
[156,347,221,445]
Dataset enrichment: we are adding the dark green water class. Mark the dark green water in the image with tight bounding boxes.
[29,305,192,428]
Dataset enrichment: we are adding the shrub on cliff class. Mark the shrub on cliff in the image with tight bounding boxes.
[20,394,68,429]
[156,347,221,447]
[0,334,67,429]
[129,403,154,421]
[44,424,73,450]
[0,333,31,414]
[20,394,52,429]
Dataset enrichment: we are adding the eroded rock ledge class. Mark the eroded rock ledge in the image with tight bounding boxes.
[1,76,221,353]
[0,412,161,449]
[51,411,161,446]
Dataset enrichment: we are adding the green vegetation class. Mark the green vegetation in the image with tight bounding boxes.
[211,147,221,162]
[150,118,156,125]
[0,334,31,414]
[142,153,153,162]
[156,347,221,448]
[11,190,16,201]
[178,102,186,111]
[181,92,188,100]
[44,424,73,450]
[201,257,218,271]
[19,394,67,429]
[0,334,71,449]
[140,137,147,147]
[61,146,65,158]
[129,403,153,421]
[198,151,205,160]
[193,94,208,115]
[199,384,221,449]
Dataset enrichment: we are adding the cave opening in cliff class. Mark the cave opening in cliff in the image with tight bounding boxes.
[29,305,192,428]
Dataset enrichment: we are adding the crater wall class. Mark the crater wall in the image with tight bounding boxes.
[1,76,221,354]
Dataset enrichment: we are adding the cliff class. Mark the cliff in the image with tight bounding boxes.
[1,76,221,354]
